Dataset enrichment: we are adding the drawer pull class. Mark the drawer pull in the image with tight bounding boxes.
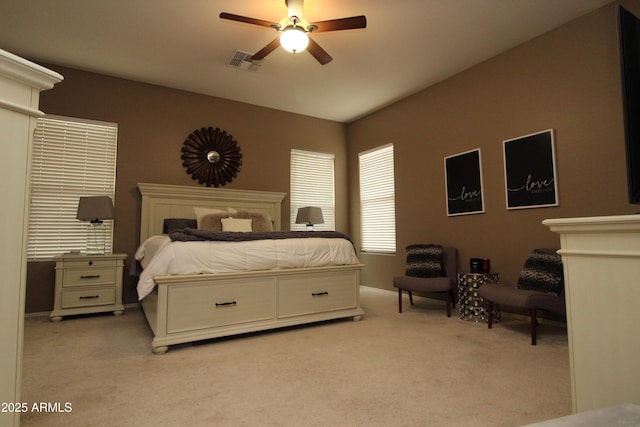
[79,295,100,300]
[215,301,237,307]
[80,275,101,279]
[312,291,329,297]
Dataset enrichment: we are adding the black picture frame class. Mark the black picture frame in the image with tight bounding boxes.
[444,149,485,216]
[503,129,558,209]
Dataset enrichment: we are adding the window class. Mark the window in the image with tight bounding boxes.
[28,115,118,260]
[290,149,335,231]
[359,143,396,253]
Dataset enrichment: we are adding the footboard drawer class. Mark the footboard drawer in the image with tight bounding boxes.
[277,270,358,318]
[166,278,275,333]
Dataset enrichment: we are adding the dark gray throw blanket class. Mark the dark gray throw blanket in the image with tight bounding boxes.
[169,228,354,245]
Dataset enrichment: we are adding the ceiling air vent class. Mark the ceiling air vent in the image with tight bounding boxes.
[227,50,263,71]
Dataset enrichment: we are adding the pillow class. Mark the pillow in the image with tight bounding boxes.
[200,210,273,232]
[193,206,228,228]
[199,212,229,231]
[517,249,564,295]
[405,244,443,278]
[221,217,252,232]
[163,218,197,233]
[234,210,273,232]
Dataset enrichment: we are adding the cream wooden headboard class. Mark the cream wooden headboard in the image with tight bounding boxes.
[137,183,286,242]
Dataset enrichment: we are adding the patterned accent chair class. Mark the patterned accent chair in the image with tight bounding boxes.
[478,248,565,345]
[393,245,458,317]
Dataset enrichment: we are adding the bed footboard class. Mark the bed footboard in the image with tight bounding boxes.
[141,264,364,354]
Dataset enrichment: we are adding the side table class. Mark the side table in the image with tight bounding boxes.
[50,253,126,322]
[457,272,501,322]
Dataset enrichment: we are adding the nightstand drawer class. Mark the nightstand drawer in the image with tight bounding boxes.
[61,286,116,308]
[62,268,116,287]
[63,258,119,268]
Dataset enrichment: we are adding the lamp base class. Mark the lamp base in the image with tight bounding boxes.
[86,221,106,255]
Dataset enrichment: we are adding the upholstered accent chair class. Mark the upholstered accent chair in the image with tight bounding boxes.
[477,248,565,345]
[393,245,458,317]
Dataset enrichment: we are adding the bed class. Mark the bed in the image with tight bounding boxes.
[136,183,364,354]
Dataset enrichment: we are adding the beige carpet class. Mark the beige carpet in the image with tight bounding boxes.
[20,286,570,427]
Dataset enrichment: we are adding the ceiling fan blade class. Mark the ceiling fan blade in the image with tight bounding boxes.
[252,38,281,61]
[307,38,332,65]
[219,12,277,29]
[310,15,366,32]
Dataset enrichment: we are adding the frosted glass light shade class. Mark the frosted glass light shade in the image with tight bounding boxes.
[280,27,309,53]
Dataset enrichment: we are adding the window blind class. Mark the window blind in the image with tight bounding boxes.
[290,149,335,231]
[28,116,118,260]
[359,143,396,253]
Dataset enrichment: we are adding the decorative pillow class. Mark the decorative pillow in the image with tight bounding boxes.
[234,210,273,232]
[193,206,228,228]
[405,244,443,278]
[163,218,197,234]
[221,217,252,232]
[199,213,229,231]
[517,249,564,295]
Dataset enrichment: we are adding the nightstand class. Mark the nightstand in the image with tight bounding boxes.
[50,253,126,322]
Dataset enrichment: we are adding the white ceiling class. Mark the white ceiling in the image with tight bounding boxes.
[0,0,614,123]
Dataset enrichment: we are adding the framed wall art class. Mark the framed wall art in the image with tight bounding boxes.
[444,148,485,216]
[503,129,558,209]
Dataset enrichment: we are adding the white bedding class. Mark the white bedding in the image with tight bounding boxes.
[136,235,360,300]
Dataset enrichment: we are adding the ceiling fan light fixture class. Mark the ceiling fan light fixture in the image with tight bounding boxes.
[220,1,366,65]
[280,26,309,53]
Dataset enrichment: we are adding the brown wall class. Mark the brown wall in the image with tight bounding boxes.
[26,67,348,311]
[347,1,640,292]
[26,0,640,312]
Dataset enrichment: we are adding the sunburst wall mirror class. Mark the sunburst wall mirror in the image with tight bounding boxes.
[181,127,243,187]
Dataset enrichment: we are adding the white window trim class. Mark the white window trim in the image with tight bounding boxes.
[28,115,118,260]
[290,149,335,231]
[359,143,396,254]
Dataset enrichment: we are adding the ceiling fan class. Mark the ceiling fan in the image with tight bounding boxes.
[220,0,366,65]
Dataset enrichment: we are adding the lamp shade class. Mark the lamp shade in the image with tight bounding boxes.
[280,26,309,53]
[76,196,114,223]
[295,206,324,225]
